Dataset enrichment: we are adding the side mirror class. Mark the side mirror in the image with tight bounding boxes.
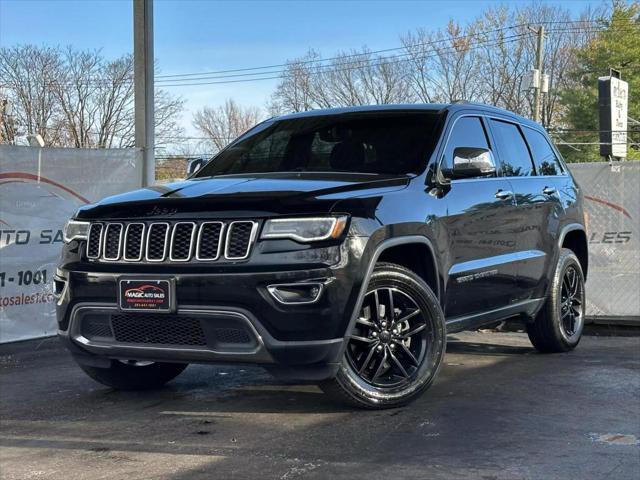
[441,147,496,181]
[186,158,205,177]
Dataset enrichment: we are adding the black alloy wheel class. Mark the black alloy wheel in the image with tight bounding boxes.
[346,287,429,388]
[559,265,584,342]
[321,262,446,409]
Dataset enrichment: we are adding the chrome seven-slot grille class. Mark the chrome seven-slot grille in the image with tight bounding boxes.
[86,220,258,263]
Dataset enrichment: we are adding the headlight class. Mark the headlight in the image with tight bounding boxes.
[261,216,348,243]
[63,220,90,243]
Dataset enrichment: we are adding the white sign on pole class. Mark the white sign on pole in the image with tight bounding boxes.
[599,74,629,159]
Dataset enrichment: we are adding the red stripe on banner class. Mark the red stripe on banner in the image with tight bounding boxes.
[0,172,91,204]
[584,195,632,219]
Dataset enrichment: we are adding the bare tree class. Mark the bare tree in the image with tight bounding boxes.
[268,50,321,114]
[193,99,263,151]
[0,45,64,144]
[269,3,597,128]
[152,88,186,149]
[91,56,185,148]
[473,7,532,115]
[401,4,597,126]
[2,3,601,149]
[319,49,414,106]
[53,47,102,147]
[402,21,483,103]
[0,45,185,148]
[270,47,415,114]
[93,55,135,148]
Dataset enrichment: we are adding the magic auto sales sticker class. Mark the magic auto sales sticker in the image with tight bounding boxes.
[119,279,173,312]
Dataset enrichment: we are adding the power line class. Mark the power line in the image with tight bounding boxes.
[154,22,533,81]
[2,28,634,91]
[153,19,603,80]
[2,21,627,90]
[156,34,535,88]
[3,25,534,88]
[149,25,635,86]
[153,26,636,88]
[0,31,533,89]
[155,34,533,85]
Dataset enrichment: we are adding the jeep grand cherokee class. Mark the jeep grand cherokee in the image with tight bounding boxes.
[56,103,588,408]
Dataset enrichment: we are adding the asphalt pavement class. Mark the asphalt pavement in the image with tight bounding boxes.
[1,330,638,480]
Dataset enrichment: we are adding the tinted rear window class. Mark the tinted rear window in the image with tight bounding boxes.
[523,128,564,176]
[196,112,442,177]
[490,119,535,177]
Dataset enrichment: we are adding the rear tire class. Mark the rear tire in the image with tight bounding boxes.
[527,248,585,353]
[78,360,188,390]
[321,262,446,409]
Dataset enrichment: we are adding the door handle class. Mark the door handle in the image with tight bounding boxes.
[495,190,513,200]
[542,186,557,195]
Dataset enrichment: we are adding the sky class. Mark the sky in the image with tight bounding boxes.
[0,0,604,145]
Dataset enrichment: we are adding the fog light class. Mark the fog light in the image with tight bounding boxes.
[267,282,325,304]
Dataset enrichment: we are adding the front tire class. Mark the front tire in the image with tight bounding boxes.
[321,262,446,409]
[78,360,188,390]
[527,248,585,353]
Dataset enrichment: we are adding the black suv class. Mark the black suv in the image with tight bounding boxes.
[57,103,588,408]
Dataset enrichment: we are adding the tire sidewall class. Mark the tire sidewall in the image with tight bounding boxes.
[549,250,585,348]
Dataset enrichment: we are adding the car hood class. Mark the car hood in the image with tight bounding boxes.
[76,172,411,220]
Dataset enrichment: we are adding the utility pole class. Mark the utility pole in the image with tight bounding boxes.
[532,25,545,124]
[134,0,155,187]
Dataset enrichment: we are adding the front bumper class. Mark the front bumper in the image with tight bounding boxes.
[58,303,345,380]
[56,242,367,381]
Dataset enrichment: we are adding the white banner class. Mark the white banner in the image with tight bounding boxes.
[569,162,640,320]
[0,146,142,343]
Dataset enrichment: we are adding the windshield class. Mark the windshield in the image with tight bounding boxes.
[195,111,442,177]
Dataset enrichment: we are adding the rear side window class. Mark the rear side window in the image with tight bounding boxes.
[442,116,492,173]
[523,128,564,176]
[490,119,535,177]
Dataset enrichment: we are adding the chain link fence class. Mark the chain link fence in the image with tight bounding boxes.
[568,162,640,321]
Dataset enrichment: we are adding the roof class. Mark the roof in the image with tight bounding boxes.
[273,102,540,129]
[275,103,448,120]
